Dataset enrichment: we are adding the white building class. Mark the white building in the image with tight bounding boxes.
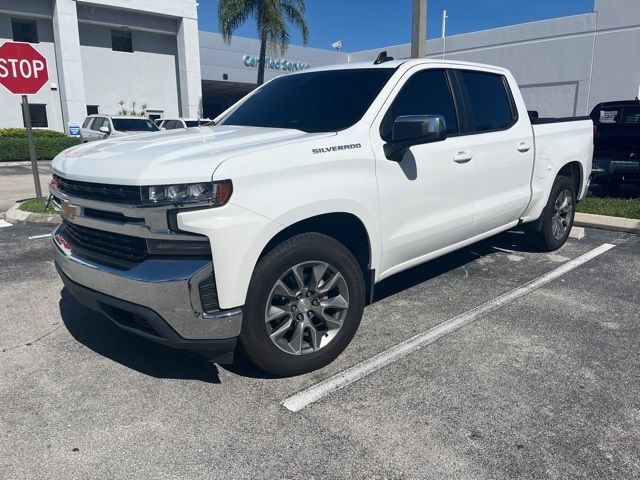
[0,0,201,131]
[1,0,639,131]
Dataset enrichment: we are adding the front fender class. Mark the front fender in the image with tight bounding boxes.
[178,203,284,310]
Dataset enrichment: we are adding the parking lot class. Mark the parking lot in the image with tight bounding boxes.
[1,220,638,479]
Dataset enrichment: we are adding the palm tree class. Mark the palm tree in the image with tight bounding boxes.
[218,0,310,85]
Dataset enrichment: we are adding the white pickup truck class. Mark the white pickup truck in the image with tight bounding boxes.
[50,58,593,376]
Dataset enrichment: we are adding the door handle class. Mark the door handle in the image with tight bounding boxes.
[517,143,531,153]
[453,151,473,164]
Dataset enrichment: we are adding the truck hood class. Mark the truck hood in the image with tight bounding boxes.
[52,126,331,185]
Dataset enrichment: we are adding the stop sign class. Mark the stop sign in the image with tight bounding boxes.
[0,41,49,95]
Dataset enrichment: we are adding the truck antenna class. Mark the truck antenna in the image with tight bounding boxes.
[374,51,394,65]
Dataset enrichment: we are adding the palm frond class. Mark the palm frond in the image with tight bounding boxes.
[218,0,255,43]
[281,2,309,45]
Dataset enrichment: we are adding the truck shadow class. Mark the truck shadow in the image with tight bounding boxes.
[59,290,222,383]
[373,230,536,302]
[59,230,538,382]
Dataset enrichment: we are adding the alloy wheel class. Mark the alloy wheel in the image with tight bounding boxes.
[265,261,350,355]
[551,188,573,240]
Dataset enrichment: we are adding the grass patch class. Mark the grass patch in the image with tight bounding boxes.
[19,198,55,214]
[577,197,640,219]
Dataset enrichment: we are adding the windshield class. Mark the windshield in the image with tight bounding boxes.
[220,68,395,132]
[112,118,160,132]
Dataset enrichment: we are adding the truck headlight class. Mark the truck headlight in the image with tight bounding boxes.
[143,180,232,206]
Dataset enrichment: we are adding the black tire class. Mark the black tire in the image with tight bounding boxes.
[526,175,576,252]
[240,233,366,376]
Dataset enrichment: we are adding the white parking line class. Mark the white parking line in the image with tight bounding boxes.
[29,233,52,239]
[282,243,616,413]
[0,219,13,228]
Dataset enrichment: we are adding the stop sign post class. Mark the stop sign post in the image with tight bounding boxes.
[0,42,50,199]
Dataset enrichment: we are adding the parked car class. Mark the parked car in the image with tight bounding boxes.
[590,99,640,186]
[80,115,160,142]
[50,59,593,376]
[157,118,212,130]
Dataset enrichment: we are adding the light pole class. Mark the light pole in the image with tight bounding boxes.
[411,0,427,58]
[442,9,448,59]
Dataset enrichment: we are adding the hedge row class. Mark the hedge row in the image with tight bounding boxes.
[0,128,68,139]
[0,137,82,161]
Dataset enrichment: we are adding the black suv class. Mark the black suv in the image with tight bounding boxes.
[590,100,640,186]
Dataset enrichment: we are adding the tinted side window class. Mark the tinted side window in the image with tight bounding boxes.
[459,71,515,133]
[381,69,458,140]
[82,117,93,129]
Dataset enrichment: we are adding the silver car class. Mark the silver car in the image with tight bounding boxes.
[80,115,160,142]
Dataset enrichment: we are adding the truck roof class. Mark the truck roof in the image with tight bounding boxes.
[303,58,511,75]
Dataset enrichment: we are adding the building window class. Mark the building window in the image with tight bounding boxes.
[111,30,133,52]
[87,105,99,115]
[147,110,164,122]
[22,104,48,128]
[12,19,39,43]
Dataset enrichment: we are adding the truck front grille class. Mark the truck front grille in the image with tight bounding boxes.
[53,175,141,204]
[61,221,149,263]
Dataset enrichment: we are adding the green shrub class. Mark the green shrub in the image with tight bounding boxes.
[0,128,68,139]
[0,137,82,161]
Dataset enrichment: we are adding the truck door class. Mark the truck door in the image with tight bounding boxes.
[453,68,535,236]
[371,67,476,275]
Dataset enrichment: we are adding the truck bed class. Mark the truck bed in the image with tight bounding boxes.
[530,116,591,125]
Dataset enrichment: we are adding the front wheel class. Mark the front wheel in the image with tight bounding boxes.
[526,176,576,252]
[240,233,366,376]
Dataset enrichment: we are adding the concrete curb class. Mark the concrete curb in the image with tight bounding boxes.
[575,212,640,234]
[5,203,60,227]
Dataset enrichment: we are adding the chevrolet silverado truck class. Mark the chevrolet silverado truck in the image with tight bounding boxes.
[50,59,593,376]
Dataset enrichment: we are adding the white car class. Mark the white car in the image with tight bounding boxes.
[50,58,593,376]
[157,118,212,130]
[80,115,159,142]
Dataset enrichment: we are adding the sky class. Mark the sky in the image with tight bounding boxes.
[197,0,595,53]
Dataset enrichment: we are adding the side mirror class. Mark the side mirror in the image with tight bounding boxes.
[99,126,111,135]
[384,115,447,161]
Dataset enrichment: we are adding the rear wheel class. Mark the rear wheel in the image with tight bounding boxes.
[240,233,365,376]
[526,175,576,252]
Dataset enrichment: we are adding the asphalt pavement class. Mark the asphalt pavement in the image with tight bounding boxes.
[0,223,638,479]
[0,161,51,213]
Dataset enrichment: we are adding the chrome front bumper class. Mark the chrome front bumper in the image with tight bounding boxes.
[53,225,242,342]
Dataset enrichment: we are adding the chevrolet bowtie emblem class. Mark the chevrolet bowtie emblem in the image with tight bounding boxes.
[61,200,78,219]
